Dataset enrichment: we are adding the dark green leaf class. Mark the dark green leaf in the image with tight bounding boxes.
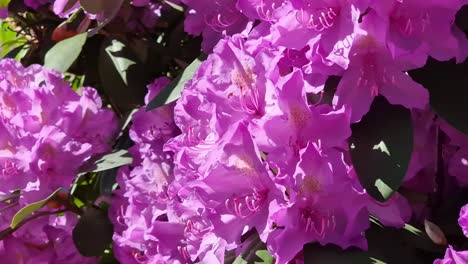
[73,206,114,257]
[303,221,444,264]
[349,96,413,202]
[44,32,88,72]
[79,0,121,14]
[98,38,149,114]
[11,188,62,229]
[146,53,207,111]
[409,57,468,135]
[226,232,273,264]
[0,0,11,8]
[99,249,120,264]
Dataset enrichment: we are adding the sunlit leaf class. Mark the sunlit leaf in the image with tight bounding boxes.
[44,32,88,72]
[146,53,206,110]
[10,188,62,229]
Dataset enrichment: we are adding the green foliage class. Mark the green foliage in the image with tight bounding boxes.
[409,57,468,135]
[349,96,414,202]
[146,53,207,110]
[44,32,88,72]
[98,38,150,114]
[225,233,275,264]
[10,188,63,229]
[0,20,27,59]
[72,206,114,257]
[81,149,133,174]
[303,220,445,264]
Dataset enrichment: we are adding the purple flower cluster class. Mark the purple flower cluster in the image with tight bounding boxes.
[1,0,171,31]
[110,0,467,263]
[434,204,468,264]
[0,59,117,263]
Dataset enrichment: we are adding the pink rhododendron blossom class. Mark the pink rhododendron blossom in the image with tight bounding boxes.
[271,0,363,70]
[368,0,467,66]
[459,204,468,238]
[111,77,228,263]
[332,27,429,122]
[161,33,414,263]
[0,59,117,263]
[107,0,467,263]
[181,0,251,51]
[434,246,468,264]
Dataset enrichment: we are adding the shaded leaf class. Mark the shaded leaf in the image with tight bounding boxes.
[146,53,207,111]
[303,221,444,264]
[349,96,413,202]
[409,58,468,134]
[44,32,87,72]
[98,37,149,114]
[10,188,62,229]
[73,206,114,257]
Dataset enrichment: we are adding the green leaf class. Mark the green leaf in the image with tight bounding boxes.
[232,256,248,264]
[44,32,87,72]
[303,221,444,264]
[0,0,11,8]
[80,149,132,174]
[349,96,413,202]
[409,57,468,135]
[163,0,184,12]
[0,20,27,59]
[98,37,149,114]
[73,206,114,257]
[255,250,274,264]
[10,188,62,229]
[146,53,207,111]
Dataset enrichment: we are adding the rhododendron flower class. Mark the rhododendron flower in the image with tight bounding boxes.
[333,29,429,122]
[189,123,283,244]
[434,246,468,264]
[368,0,467,66]
[267,143,369,264]
[182,0,250,51]
[270,0,363,70]
[0,58,117,263]
[111,77,227,263]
